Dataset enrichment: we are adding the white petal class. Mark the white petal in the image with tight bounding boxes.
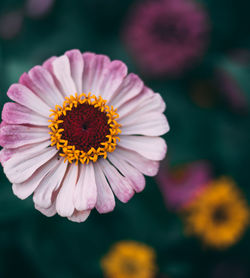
[0,140,51,165]
[94,162,115,213]
[115,147,160,177]
[0,124,50,148]
[118,135,167,161]
[7,84,51,118]
[2,103,48,126]
[51,55,77,97]
[99,159,134,203]
[68,210,91,223]
[35,202,57,217]
[120,113,169,136]
[20,66,65,108]
[56,164,78,217]
[73,163,97,211]
[108,151,145,192]
[4,145,57,183]
[65,49,84,94]
[82,53,110,95]
[12,155,59,199]
[108,73,143,108]
[33,158,68,208]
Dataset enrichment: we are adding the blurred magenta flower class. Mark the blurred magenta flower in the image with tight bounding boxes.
[0,10,23,40]
[156,161,212,211]
[25,0,55,18]
[0,49,169,222]
[123,0,209,77]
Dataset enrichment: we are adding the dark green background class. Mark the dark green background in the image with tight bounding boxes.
[0,0,250,277]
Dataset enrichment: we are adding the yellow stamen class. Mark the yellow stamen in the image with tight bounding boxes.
[49,93,121,164]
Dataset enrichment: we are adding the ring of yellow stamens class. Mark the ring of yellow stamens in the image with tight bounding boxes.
[49,93,121,164]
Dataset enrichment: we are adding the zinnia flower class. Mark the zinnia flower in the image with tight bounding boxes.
[123,0,209,77]
[101,240,157,278]
[156,160,211,211]
[183,177,249,248]
[0,49,169,222]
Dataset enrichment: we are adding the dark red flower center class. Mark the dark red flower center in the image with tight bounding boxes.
[58,103,110,152]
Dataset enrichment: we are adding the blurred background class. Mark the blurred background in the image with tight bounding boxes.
[0,0,250,277]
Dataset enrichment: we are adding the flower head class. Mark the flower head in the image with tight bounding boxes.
[123,0,209,77]
[184,177,249,248]
[101,241,157,278]
[156,161,211,211]
[0,50,169,222]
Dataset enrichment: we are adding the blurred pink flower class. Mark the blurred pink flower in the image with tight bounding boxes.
[156,161,212,211]
[25,0,55,18]
[0,10,23,40]
[123,0,209,77]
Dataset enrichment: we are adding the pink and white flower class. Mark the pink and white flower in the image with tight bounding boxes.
[0,49,169,222]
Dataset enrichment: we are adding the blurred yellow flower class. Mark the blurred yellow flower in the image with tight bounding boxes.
[101,241,157,278]
[184,177,249,248]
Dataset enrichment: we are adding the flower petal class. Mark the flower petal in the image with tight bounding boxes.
[108,151,145,192]
[115,147,160,176]
[33,158,68,208]
[4,145,57,183]
[0,140,51,165]
[12,155,59,199]
[120,113,169,136]
[56,164,78,217]
[98,60,128,101]
[7,84,51,118]
[0,124,50,148]
[82,53,110,95]
[94,162,115,213]
[108,73,143,108]
[2,102,48,126]
[19,66,65,108]
[67,210,91,223]
[118,135,167,161]
[65,49,84,94]
[35,202,57,217]
[73,163,97,211]
[51,55,77,97]
[99,159,134,203]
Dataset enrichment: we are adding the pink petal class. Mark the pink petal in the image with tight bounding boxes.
[56,164,78,217]
[35,202,56,217]
[118,135,167,161]
[4,145,57,183]
[12,155,59,199]
[0,124,50,148]
[108,73,143,108]
[67,209,91,223]
[120,113,169,136]
[94,162,115,213]
[7,84,51,118]
[33,158,68,208]
[19,66,64,108]
[65,49,84,94]
[82,52,110,95]
[51,55,77,97]
[0,140,50,165]
[115,147,160,176]
[98,60,128,101]
[108,151,145,192]
[99,159,134,203]
[73,163,97,211]
[2,102,48,126]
